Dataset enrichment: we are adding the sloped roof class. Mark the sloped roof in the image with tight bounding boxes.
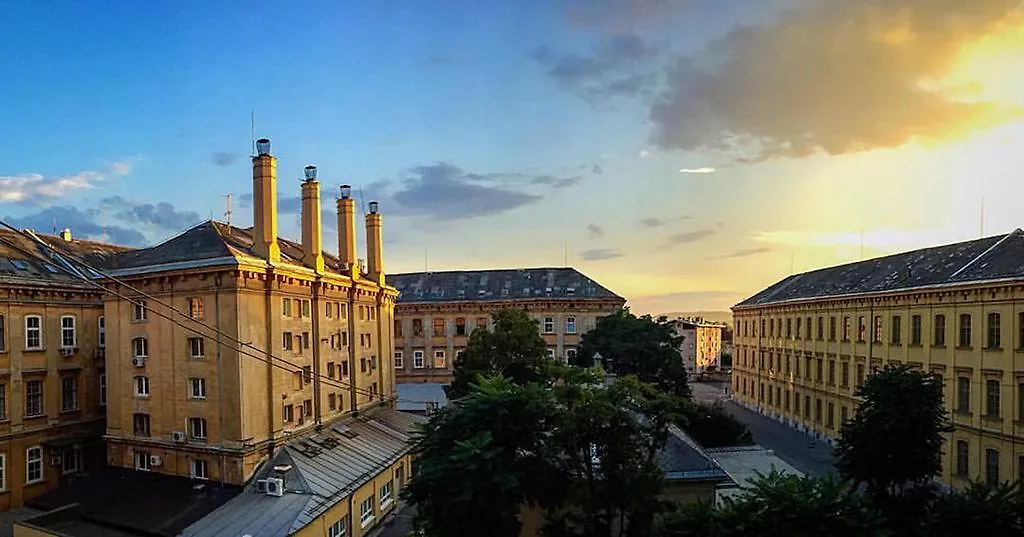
[657,424,731,482]
[389,267,625,303]
[181,408,425,537]
[0,228,129,288]
[735,229,1024,308]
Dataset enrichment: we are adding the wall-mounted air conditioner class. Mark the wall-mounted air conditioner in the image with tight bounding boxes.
[265,477,284,497]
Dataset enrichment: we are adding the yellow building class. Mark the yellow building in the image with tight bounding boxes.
[14,138,423,537]
[670,317,725,374]
[732,230,1024,487]
[389,268,625,384]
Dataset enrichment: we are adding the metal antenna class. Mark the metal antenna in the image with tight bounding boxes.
[358,187,368,216]
[250,110,256,156]
[224,193,233,227]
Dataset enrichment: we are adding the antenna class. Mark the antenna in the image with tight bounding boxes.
[52,217,57,235]
[224,194,233,227]
[358,187,368,216]
[250,110,256,156]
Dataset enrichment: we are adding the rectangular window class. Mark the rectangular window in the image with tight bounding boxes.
[911,315,922,345]
[985,379,1000,417]
[328,393,337,411]
[873,316,882,343]
[841,362,849,388]
[805,316,811,339]
[359,495,375,527]
[328,515,349,537]
[393,319,402,337]
[455,317,466,336]
[959,314,972,347]
[133,413,151,437]
[566,316,577,334]
[828,360,835,386]
[1019,313,1024,350]
[282,298,292,317]
[283,404,294,423]
[300,299,310,318]
[99,375,106,406]
[189,377,207,399]
[857,316,866,342]
[61,377,78,411]
[987,313,1001,348]
[413,351,424,368]
[302,332,310,350]
[891,316,901,344]
[794,318,800,339]
[841,406,848,424]
[829,316,837,341]
[816,359,823,383]
[188,297,204,320]
[432,318,445,337]
[25,380,42,417]
[394,351,403,368]
[955,440,969,478]
[542,317,554,334]
[302,366,312,384]
[841,316,849,341]
[934,314,946,346]
[60,315,76,348]
[957,377,971,413]
[856,364,865,388]
[0,315,4,352]
[827,402,835,428]
[815,398,822,423]
[134,450,151,471]
[476,317,488,331]
[134,375,150,396]
[282,332,293,351]
[340,360,349,377]
[804,395,811,417]
[786,318,792,338]
[412,319,424,336]
[1019,383,1024,422]
[25,315,42,350]
[434,350,446,368]
[985,448,999,486]
[132,300,147,321]
[817,316,824,340]
[380,480,393,507]
[191,459,208,480]
[25,447,42,484]
[189,417,207,440]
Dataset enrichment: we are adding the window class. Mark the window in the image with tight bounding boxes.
[413,351,424,368]
[890,316,901,344]
[328,516,349,537]
[99,375,106,406]
[957,377,970,413]
[380,480,393,507]
[817,316,824,340]
[934,314,946,346]
[841,362,849,388]
[872,316,882,343]
[340,360,349,377]
[1019,383,1024,422]
[566,348,577,361]
[1020,313,1024,350]
[25,380,42,417]
[62,448,80,475]
[0,453,6,490]
[985,379,1000,417]
[132,337,148,359]
[547,348,555,359]
[134,375,150,396]
[828,360,835,386]
[359,495,375,527]
[25,447,42,484]
[302,332,310,350]
[816,359,823,382]
[805,316,812,339]
[393,319,402,337]
[56,315,75,348]
[987,313,1001,348]
[476,316,488,331]
[433,350,446,368]
[566,316,577,334]
[827,402,834,428]
[841,316,849,341]
[841,406,848,424]
[188,297,204,320]
[61,377,78,411]
[455,317,466,336]
[187,337,205,358]
[456,349,464,361]
[958,314,972,347]
[0,315,4,352]
[985,448,1000,486]
[191,459,208,479]
[25,315,42,350]
[432,318,445,337]
[189,417,207,440]
[134,450,151,471]
[394,351,403,368]
[133,413,151,436]
[283,404,294,423]
[857,316,865,341]
[856,364,865,388]
[786,318,792,338]
[412,319,423,336]
[815,398,822,423]
[282,298,292,317]
[329,393,338,410]
[804,395,811,417]
[302,366,312,384]
[189,377,206,399]
[282,332,293,351]
[543,317,554,334]
[955,441,969,478]
[911,315,921,345]
[300,299,310,318]
[132,300,147,321]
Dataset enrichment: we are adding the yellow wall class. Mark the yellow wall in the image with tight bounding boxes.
[733,282,1024,486]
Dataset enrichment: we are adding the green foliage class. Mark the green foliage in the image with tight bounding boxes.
[925,480,1024,536]
[575,308,691,398]
[678,401,753,448]
[654,471,889,537]
[836,364,952,497]
[719,353,732,368]
[447,309,554,400]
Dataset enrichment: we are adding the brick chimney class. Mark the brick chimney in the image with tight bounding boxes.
[336,185,358,278]
[365,201,384,284]
[251,138,281,264]
[300,165,325,273]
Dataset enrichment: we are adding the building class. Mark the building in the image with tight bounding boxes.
[389,268,625,384]
[732,230,1024,487]
[705,445,803,502]
[13,137,421,537]
[670,317,725,374]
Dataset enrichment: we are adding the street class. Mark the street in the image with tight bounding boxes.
[691,382,838,478]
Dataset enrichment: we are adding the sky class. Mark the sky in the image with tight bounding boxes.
[2,0,1024,314]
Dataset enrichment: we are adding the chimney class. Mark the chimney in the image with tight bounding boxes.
[59,228,72,242]
[252,138,281,264]
[300,165,325,273]
[365,201,384,284]
[336,185,358,278]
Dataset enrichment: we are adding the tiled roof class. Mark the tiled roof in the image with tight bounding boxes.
[182,408,425,537]
[735,229,1024,308]
[0,229,129,288]
[389,268,625,303]
[658,424,731,482]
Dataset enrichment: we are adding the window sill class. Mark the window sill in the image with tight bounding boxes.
[381,498,393,510]
[954,410,972,417]
[956,346,973,351]
[24,480,46,487]
[890,343,902,347]
[982,347,1004,353]
[59,408,80,414]
[24,414,46,420]
[932,345,946,349]
[23,348,45,353]
[908,343,923,348]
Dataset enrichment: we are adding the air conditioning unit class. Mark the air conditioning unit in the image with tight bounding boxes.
[133,357,146,368]
[60,348,75,357]
[50,454,62,466]
[149,455,163,467]
[265,477,284,497]
[171,431,186,443]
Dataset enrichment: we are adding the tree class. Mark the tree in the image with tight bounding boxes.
[924,480,1024,536]
[447,309,554,399]
[574,308,690,398]
[836,364,952,498]
[678,401,753,448]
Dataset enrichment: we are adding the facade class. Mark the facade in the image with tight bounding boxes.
[13,138,421,537]
[389,268,625,384]
[732,230,1024,487]
[671,318,724,374]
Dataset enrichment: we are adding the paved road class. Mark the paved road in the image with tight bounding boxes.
[371,503,415,537]
[691,382,838,478]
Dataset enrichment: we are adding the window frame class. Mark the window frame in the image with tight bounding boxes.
[412,350,424,369]
[25,446,43,484]
[134,450,151,471]
[60,315,77,348]
[393,351,403,369]
[987,312,1001,349]
[188,336,205,359]
[132,300,148,322]
[99,374,107,406]
[566,316,577,334]
[190,459,208,480]
[132,337,148,359]
[134,375,150,397]
[359,495,375,527]
[24,315,42,350]
[543,317,554,334]
[133,412,151,436]
[60,376,78,412]
[24,379,43,417]
[189,417,207,440]
[189,377,206,399]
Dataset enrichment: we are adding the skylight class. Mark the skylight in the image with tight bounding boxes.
[11,260,29,270]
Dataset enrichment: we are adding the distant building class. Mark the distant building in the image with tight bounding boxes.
[705,445,803,503]
[389,268,625,384]
[670,317,725,373]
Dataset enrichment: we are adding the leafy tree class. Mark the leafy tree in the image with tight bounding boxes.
[836,364,952,498]
[574,308,690,398]
[678,401,753,448]
[925,480,1024,536]
[447,309,554,399]
[405,375,559,537]
[654,471,889,537]
[719,352,732,369]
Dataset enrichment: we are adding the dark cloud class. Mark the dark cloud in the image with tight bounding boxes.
[665,228,717,245]
[530,175,582,189]
[211,152,242,167]
[531,34,661,102]
[641,215,691,228]
[580,248,623,261]
[5,206,147,246]
[592,165,604,174]
[388,163,543,220]
[586,223,605,238]
[649,0,1024,162]
[563,0,685,32]
[707,247,772,260]
[101,196,203,231]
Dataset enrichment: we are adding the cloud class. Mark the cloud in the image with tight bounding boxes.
[638,148,656,159]
[707,247,772,260]
[211,152,242,167]
[100,196,203,231]
[649,0,1024,162]
[531,34,661,102]
[586,223,605,238]
[385,162,544,220]
[592,165,604,174]
[752,227,943,249]
[630,289,744,314]
[641,218,665,228]
[5,206,147,246]
[530,175,583,189]
[0,160,134,205]
[665,228,717,245]
[563,0,686,32]
[679,167,715,174]
[580,248,623,261]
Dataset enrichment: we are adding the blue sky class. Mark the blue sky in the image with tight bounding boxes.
[3,0,1024,312]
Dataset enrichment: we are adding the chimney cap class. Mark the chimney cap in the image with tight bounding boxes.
[369,201,379,214]
[303,165,317,181]
[256,138,271,156]
[340,185,352,199]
